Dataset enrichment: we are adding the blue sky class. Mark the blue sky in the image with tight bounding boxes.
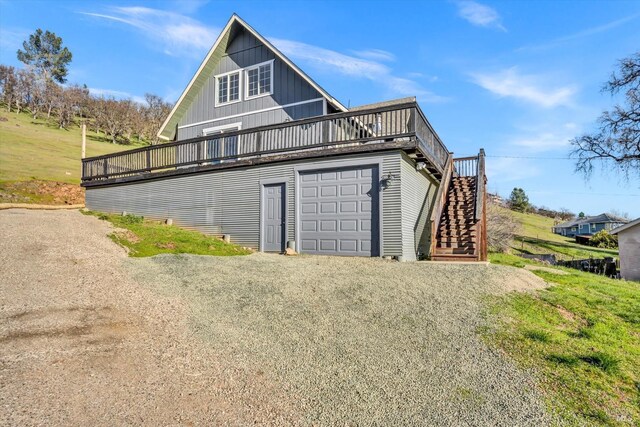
[1,0,639,217]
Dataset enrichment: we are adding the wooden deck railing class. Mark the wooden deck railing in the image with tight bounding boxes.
[82,101,449,182]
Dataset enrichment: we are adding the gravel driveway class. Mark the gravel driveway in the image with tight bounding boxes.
[1,209,551,426]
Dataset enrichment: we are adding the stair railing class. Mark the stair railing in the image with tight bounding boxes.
[474,149,487,261]
[429,152,454,257]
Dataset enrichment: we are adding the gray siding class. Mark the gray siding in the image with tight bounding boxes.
[177,28,325,140]
[400,153,439,261]
[178,101,324,140]
[85,151,404,257]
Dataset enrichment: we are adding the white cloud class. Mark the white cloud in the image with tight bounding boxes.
[79,7,219,57]
[517,13,640,52]
[271,38,448,102]
[82,6,445,102]
[352,49,396,62]
[89,87,146,105]
[512,131,572,152]
[455,1,506,31]
[0,27,28,54]
[471,67,576,108]
[486,157,540,182]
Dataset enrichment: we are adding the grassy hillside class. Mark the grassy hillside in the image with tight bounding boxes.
[0,110,144,184]
[501,207,618,260]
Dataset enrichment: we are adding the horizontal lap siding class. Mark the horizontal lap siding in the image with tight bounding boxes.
[400,153,439,261]
[85,151,403,254]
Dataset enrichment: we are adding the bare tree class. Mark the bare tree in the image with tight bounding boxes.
[0,65,17,112]
[55,85,86,129]
[144,93,172,144]
[100,98,134,144]
[487,201,521,253]
[571,52,640,179]
[14,69,34,114]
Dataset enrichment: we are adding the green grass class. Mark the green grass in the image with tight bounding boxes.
[83,210,252,257]
[0,110,144,184]
[506,208,618,260]
[487,252,640,426]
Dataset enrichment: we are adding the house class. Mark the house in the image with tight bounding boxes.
[552,213,629,238]
[81,15,487,261]
[611,218,640,281]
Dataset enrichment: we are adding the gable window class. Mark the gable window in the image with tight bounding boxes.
[246,60,273,99]
[216,71,240,106]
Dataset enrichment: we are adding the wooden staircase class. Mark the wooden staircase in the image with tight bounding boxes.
[432,176,479,261]
[429,150,487,262]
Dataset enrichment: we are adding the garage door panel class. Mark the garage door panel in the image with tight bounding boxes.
[340,219,358,232]
[340,184,357,196]
[321,172,337,181]
[301,240,317,251]
[301,187,317,198]
[301,220,317,231]
[320,220,337,231]
[301,203,317,214]
[299,165,379,257]
[320,202,337,213]
[340,201,357,213]
[321,185,337,197]
[320,240,337,251]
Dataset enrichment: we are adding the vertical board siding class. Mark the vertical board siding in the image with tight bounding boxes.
[178,101,324,140]
[177,28,325,140]
[86,151,403,255]
[400,153,439,261]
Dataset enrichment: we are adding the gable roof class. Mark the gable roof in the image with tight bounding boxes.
[158,14,348,140]
[610,217,640,235]
[554,217,587,229]
[555,213,629,229]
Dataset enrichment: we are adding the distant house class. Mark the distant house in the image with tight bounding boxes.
[552,213,629,237]
[487,192,504,206]
[611,218,640,281]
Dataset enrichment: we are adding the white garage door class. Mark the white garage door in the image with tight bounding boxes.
[298,165,379,256]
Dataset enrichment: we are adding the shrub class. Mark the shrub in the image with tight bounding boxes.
[120,213,144,225]
[590,230,618,249]
[487,201,521,253]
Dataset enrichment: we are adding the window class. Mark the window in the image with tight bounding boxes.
[591,223,596,231]
[216,71,240,105]
[202,123,241,164]
[246,61,273,98]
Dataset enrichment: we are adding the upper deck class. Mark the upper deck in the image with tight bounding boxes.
[81,101,450,186]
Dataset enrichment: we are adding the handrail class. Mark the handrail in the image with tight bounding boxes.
[429,153,454,256]
[474,149,486,223]
[82,101,450,182]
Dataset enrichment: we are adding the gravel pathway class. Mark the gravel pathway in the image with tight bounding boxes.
[1,209,551,426]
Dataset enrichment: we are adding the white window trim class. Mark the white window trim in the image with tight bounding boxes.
[245,59,274,100]
[202,122,242,136]
[214,69,242,107]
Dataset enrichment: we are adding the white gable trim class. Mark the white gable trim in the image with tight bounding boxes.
[158,14,347,140]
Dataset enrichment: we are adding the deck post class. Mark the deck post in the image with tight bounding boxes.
[81,123,86,178]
